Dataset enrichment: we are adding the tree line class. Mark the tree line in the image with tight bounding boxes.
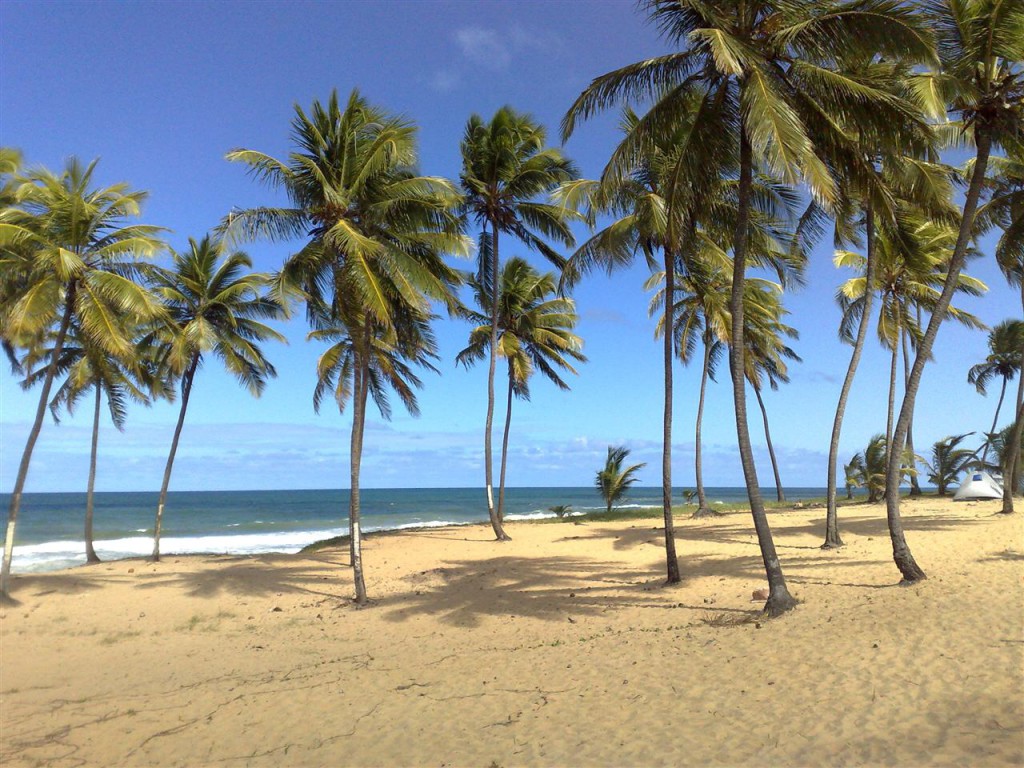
[1,1,1021,614]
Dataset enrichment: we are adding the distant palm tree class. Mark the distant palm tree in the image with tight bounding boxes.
[596,446,646,515]
[0,158,164,597]
[459,107,579,541]
[968,320,1024,464]
[146,236,283,561]
[926,434,975,497]
[457,257,585,522]
[20,319,168,562]
[844,453,866,501]
[225,90,467,602]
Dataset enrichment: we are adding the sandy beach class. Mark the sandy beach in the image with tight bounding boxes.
[1,496,1022,767]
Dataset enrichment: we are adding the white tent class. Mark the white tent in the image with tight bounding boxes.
[953,471,1003,501]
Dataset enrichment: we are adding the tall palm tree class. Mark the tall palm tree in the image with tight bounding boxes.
[459,107,579,541]
[968,320,1024,464]
[225,90,467,603]
[563,0,935,614]
[457,257,585,521]
[19,319,168,562]
[0,158,164,597]
[741,281,800,503]
[146,236,284,561]
[559,98,733,584]
[884,0,1023,579]
[926,433,975,496]
[596,446,646,515]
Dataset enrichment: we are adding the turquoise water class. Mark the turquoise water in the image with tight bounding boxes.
[1,486,834,573]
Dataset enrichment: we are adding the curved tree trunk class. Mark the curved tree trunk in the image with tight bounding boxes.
[1002,384,1024,514]
[886,336,899,463]
[692,329,719,518]
[153,354,198,562]
[982,377,1008,466]
[349,330,371,604]
[754,385,785,502]
[497,363,514,524]
[1,286,76,598]
[731,130,795,616]
[902,326,922,498]
[85,382,101,563]
[484,225,509,540]
[885,130,993,583]
[824,203,877,548]
[661,247,680,584]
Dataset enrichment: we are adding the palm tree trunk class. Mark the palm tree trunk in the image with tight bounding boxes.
[731,129,795,616]
[885,130,993,583]
[497,363,514,524]
[1002,382,1024,514]
[349,331,371,604]
[901,326,922,498]
[153,354,198,562]
[662,247,680,584]
[484,225,509,540]
[692,329,718,518]
[886,338,898,462]
[84,382,101,564]
[754,385,785,502]
[1,286,76,598]
[982,377,1008,466]
[824,203,877,548]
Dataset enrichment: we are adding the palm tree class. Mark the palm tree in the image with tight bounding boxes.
[459,107,579,542]
[563,0,936,614]
[457,257,585,522]
[596,446,646,515]
[0,158,164,597]
[19,319,168,562]
[844,453,866,500]
[883,0,1024,580]
[926,434,975,496]
[742,281,800,504]
[968,320,1024,464]
[225,90,467,603]
[146,236,284,561]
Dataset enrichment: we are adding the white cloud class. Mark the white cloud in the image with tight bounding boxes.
[454,27,511,70]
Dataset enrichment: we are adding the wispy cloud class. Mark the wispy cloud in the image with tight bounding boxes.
[454,27,511,69]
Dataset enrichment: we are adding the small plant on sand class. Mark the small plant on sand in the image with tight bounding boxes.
[595,446,646,514]
[549,504,573,519]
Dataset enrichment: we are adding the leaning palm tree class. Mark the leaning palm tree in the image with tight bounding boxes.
[883,0,1024,579]
[0,158,164,597]
[19,319,167,562]
[563,0,936,613]
[596,446,646,515]
[457,257,585,522]
[146,236,284,561]
[225,90,467,603]
[926,433,975,496]
[459,107,579,541]
[968,320,1024,464]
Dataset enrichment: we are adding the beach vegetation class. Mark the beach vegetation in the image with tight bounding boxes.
[968,319,1024,466]
[0,158,166,597]
[457,257,585,524]
[224,89,468,604]
[595,446,646,515]
[458,107,580,542]
[145,235,284,562]
[925,433,976,496]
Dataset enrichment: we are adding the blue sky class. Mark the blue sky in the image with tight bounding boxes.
[1,0,1019,493]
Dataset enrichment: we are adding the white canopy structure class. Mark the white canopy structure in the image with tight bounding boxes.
[953,471,1003,501]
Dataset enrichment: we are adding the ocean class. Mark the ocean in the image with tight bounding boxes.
[2,486,832,573]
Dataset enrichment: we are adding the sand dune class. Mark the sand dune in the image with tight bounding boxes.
[2,496,1022,767]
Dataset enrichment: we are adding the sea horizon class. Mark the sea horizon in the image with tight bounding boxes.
[2,485,849,574]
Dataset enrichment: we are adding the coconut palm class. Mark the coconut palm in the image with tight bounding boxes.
[969,320,1024,463]
[844,453,866,500]
[225,90,467,603]
[457,257,585,522]
[146,236,284,562]
[563,0,936,614]
[596,446,646,515]
[459,107,579,542]
[882,0,1024,579]
[0,158,164,597]
[926,433,976,496]
[19,319,168,562]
